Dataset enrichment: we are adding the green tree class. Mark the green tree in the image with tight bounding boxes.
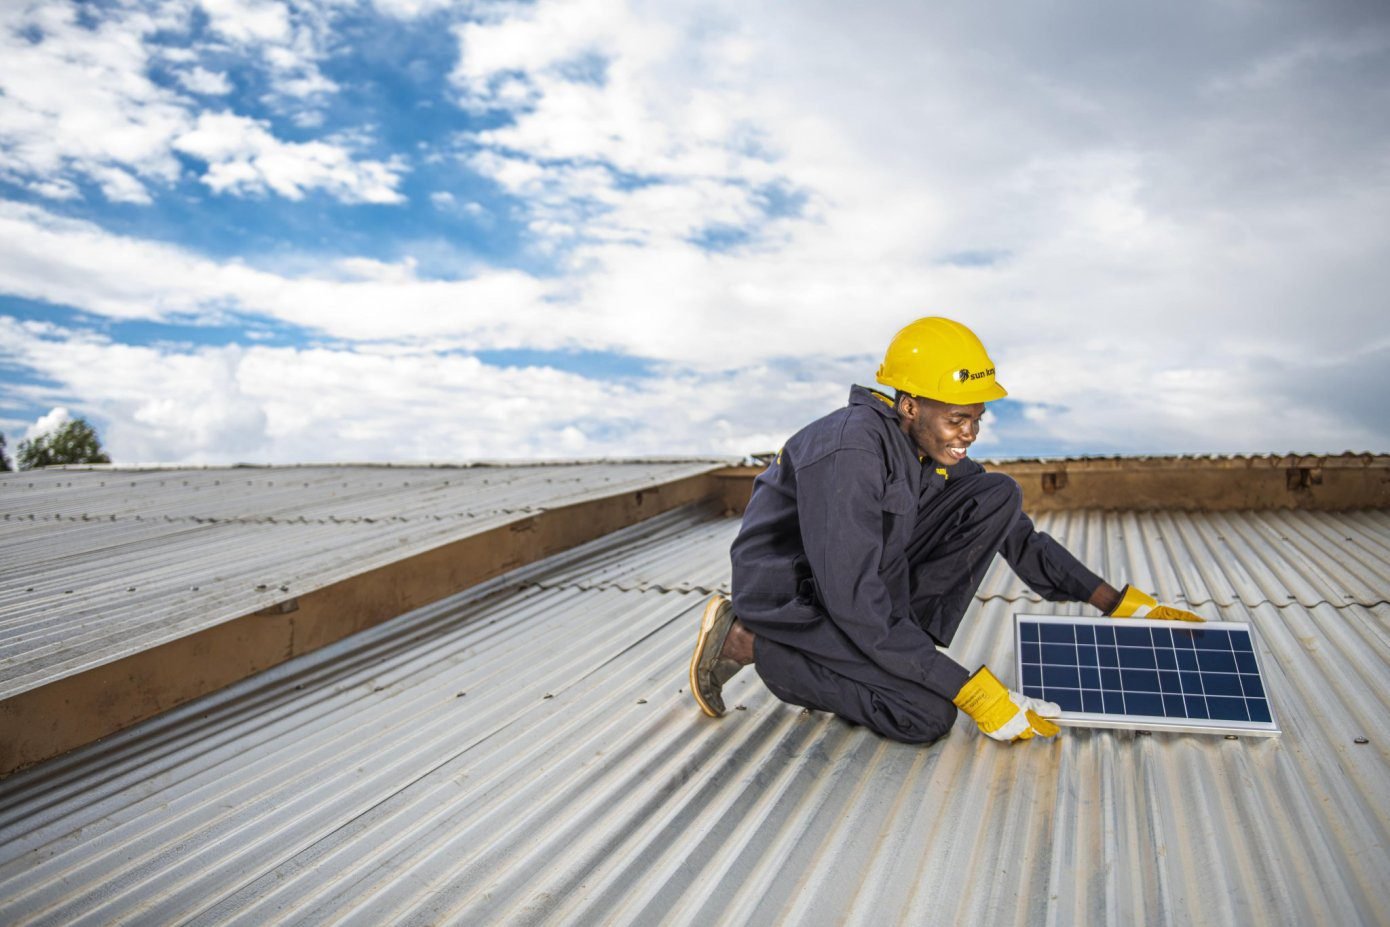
[0,432,10,471]
[17,418,111,469]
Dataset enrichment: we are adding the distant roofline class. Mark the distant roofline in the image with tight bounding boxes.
[16,451,1388,474]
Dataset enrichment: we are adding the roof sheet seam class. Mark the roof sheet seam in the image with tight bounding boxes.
[973,591,1387,611]
[522,580,730,597]
[1,509,546,526]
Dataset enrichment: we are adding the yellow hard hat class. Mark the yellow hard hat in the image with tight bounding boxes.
[875,317,1008,404]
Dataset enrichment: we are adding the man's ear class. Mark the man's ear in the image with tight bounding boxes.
[895,393,916,421]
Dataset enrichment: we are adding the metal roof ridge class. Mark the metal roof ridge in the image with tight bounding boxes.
[11,457,742,473]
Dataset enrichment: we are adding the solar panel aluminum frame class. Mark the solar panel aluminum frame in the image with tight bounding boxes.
[1013,614,1282,738]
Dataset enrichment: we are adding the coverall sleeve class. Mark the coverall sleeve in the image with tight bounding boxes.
[796,447,970,698]
[1000,511,1104,602]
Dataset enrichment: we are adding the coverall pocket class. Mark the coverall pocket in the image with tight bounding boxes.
[880,478,915,514]
[880,477,915,569]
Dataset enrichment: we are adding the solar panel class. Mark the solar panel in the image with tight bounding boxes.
[1014,614,1280,737]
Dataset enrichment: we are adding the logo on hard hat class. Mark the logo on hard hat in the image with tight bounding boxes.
[954,367,995,384]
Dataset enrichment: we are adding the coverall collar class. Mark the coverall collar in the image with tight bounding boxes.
[848,384,898,419]
[850,384,971,478]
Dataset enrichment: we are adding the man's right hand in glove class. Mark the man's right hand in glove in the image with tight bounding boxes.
[952,666,1062,742]
[1090,582,1205,622]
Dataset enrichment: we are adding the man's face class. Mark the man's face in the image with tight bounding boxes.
[897,395,986,467]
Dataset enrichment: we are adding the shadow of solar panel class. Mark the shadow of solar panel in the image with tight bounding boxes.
[1014,614,1280,737]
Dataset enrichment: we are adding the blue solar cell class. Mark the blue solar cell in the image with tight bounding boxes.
[1021,642,1040,665]
[1043,665,1080,689]
[1077,645,1098,666]
[1126,691,1164,717]
[1119,647,1157,670]
[1178,670,1203,694]
[1082,689,1105,713]
[1098,647,1119,668]
[1100,668,1122,690]
[1020,622,1039,643]
[1121,668,1160,692]
[1162,694,1185,717]
[1247,699,1272,723]
[1206,695,1248,721]
[1115,626,1152,647]
[1102,689,1126,714]
[1040,623,1075,644]
[1197,650,1238,674]
[1175,648,1199,671]
[1094,625,1115,645]
[1022,664,1041,688]
[1239,673,1265,699]
[1048,688,1084,712]
[1076,624,1095,645]
[1234,650,1258,674]
[1151,627,1173,647]
[1230,631,1254,652]
[1079,666,1100,689]
[1203,672,1243,697]
[1157,670,1180,694]
[1155,648,1177,670]
[1184,694,1209,719]
[1042,642,1076,664]
[1189,629,1231,651]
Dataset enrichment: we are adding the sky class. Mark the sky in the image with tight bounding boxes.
[1,0,1388,465]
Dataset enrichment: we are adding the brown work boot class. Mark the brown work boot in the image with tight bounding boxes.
[689,594,752,717]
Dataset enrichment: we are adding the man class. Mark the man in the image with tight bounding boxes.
[689,316,1202,744]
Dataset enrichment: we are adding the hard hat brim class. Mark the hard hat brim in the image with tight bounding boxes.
[950,382,1008,404]
[876,375,1009,405]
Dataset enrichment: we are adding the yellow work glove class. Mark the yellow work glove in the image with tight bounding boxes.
[953,666,1061,742]
[1108,585,1204,622]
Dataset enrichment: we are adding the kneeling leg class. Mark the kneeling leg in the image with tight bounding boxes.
[754,636,957,745]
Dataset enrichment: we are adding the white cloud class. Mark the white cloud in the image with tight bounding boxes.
[173,111,407,203]
[4,303,1384,471]
[195,0,338,105]
[0,202,561,343]
[438,0,1390,407]
[371,0,458,20]
[26,177,81,201]
[24,406,73,442]
[175,66,234,95]
[0,315,835,463]
[91,165,155,204]
[198,0,291,44]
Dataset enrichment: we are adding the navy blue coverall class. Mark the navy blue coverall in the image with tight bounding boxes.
[730,386,1103,744]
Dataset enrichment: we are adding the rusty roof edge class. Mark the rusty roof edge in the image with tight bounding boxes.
[978,452,1390,470]
[714,454,1390,514]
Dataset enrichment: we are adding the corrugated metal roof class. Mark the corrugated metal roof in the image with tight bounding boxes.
[978,508,1390,610]
[0,462,726,699]
[1,502,1386,924]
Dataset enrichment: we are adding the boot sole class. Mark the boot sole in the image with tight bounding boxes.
[689,595,731,718]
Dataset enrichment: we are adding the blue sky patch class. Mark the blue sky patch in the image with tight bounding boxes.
[476,348,658,380]
[0,297,311,349]
[554,52,611,87]
[690,223,754,253]
[938,250,1010,268]
[754,181,809,220]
